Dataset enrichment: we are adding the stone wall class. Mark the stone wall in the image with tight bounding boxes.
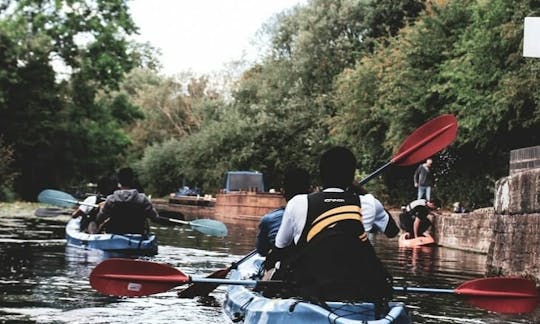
[509,145,540,175]
[486,213,540,282]
[432,160,540,283]
[433,208,495,254]
[494,169,540,214]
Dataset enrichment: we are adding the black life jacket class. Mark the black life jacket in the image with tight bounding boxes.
[279,190,394,302]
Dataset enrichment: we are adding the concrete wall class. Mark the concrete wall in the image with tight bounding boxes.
[494,169,540,214]
[433,208,495,254]
[432,164,540,283]
[486,213,540,281]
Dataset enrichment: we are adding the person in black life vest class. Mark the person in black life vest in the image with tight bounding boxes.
[96,167,159,234]
[272,147,397,311]
[399,198,439,238]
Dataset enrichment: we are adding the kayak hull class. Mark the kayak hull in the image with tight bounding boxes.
[223,254,411,324]
[65,218,158,255]
[398,232,435,248]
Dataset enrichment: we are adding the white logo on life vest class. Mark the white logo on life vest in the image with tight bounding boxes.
[324,198,345,203]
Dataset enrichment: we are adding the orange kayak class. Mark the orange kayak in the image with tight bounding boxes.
[398,232,435,248]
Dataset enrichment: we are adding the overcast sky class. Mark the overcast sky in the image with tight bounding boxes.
[129,0,306,76]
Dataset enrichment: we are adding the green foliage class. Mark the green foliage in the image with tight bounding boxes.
[333,0,540,206]
[0,0,142,199]
[2,0,539,210]
[0,137,18,201]
[136,109,251,195]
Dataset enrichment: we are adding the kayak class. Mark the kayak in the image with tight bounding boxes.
[398,232,435,248]
[223,253,411,324]
[65,218,158,255]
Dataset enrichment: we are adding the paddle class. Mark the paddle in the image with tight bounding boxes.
[394,277,540,314]
[34,207,72,217]
[177,249,258,298]
[175,114,459,297]
[161,217,228,237]
[37,189,89,208]
[37,189,228,237]
[358,114,458,185]
[90,258,539,314]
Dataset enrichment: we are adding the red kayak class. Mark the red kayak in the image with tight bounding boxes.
[398,232,435,248]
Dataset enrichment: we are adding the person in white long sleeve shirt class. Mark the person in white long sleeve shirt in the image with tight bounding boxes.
[269,147,397,311]
[275,191,398,248]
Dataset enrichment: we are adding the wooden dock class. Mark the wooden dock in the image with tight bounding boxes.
[214,191,285,222]
[153,191,285,222]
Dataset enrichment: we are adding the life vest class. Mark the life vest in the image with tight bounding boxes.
[279,191,393,302]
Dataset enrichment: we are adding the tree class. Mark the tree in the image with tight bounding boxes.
[332,0,540,207]
[0,0,141,199]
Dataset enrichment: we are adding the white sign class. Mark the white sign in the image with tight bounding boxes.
[524,17,540,57]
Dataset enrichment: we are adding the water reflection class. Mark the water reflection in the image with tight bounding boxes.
[397,246,436,275]
[0,213,539,323]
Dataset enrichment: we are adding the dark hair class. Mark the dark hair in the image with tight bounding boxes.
[319,146,356,189]
[117,167,135,188]
[429,198,441,208]
[283,168,310,201]
[97,175,117,196]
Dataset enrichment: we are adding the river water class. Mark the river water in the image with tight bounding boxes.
[0,205,538,323]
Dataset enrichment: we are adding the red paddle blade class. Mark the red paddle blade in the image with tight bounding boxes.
[392,114,458,166]
[177,267,230,298]
[90,258,190,297]
[464,296,539,314]
[456,277,539,298]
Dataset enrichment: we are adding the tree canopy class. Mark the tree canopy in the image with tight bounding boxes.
[1,0,539,209]
[0,0,143,199]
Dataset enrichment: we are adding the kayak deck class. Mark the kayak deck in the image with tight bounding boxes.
[65,218,158,255]
[223,254,411,324]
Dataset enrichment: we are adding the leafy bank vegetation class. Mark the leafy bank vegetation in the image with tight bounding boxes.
[1,0,539,208]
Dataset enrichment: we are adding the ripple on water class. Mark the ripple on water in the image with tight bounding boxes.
[1,213,540,323]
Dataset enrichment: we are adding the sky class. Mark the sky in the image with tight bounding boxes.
[129,0,306,76]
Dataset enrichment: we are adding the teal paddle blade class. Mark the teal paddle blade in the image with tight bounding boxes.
[189,219,228,237]
[34,207,72,217]
[37,189,78,208]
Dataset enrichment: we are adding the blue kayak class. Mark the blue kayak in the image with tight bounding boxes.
[223,253,411,324]
[65,218,158,255]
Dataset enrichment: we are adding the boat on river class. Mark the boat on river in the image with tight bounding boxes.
[223,253,411,324]
[398,232,435,248]
[65,218,158,255]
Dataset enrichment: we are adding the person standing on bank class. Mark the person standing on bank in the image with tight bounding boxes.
[272,147,397,307]
[96,167,159,234]
[255,168,311,256]
[414,158,433,200]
